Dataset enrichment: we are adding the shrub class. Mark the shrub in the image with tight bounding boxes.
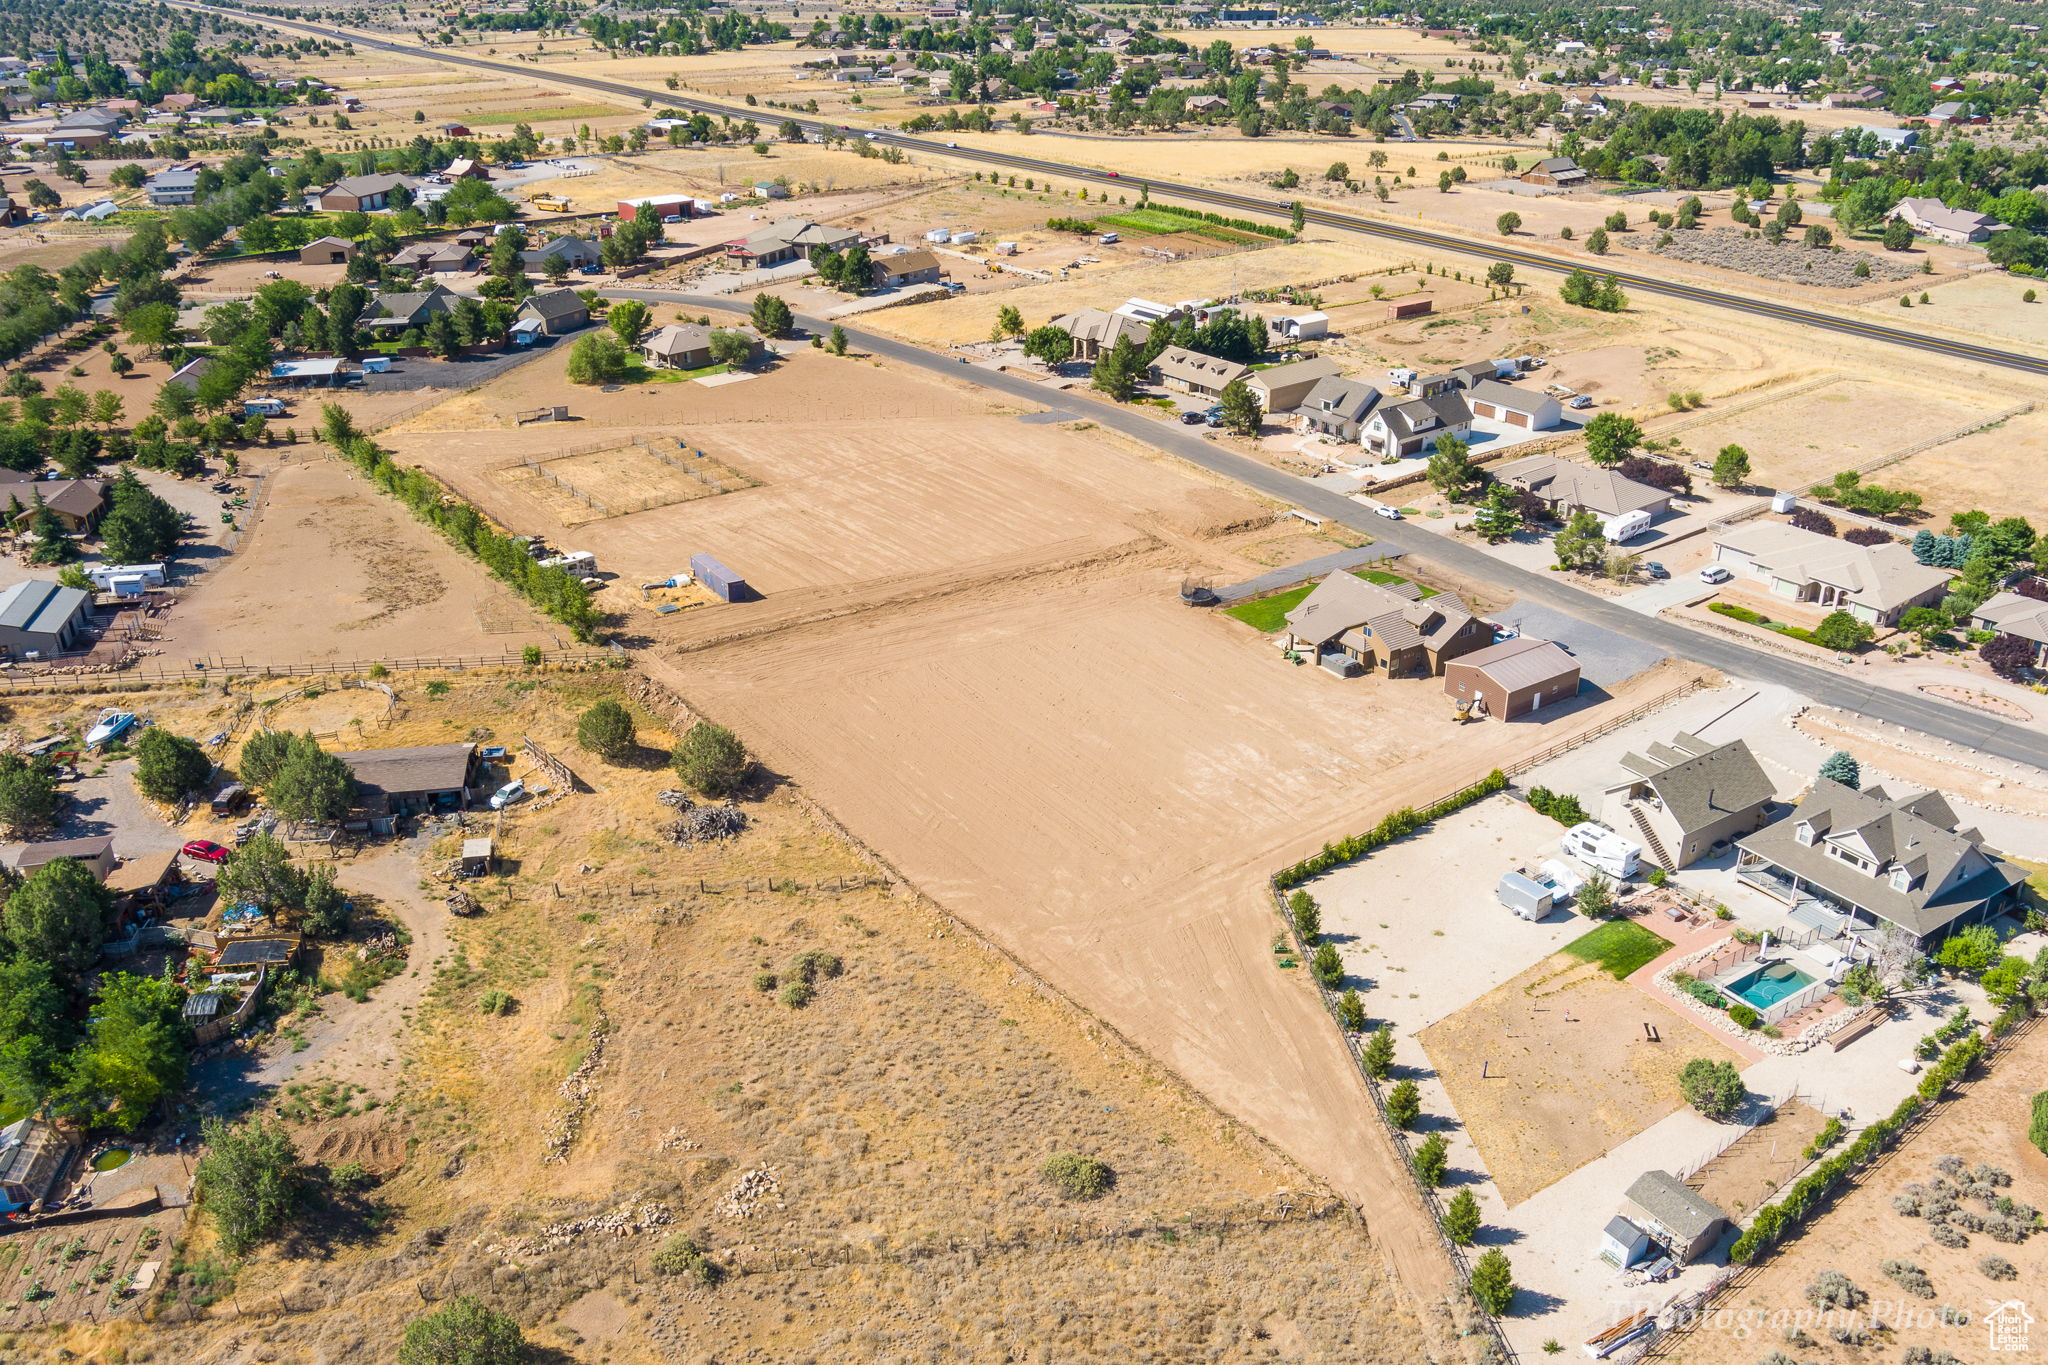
[1041,1152,1114,1200]
[1387,1079,1421,1129]
[1681,1058,1746,1120]
[1789,507,1836,536]
[1813,610,1875,651]
[1288,889,1320,942]
[1728,1002,1760,1030]
[671,722,749,797]
[1311,941,1343,988]
[1336,988,1366,1032]
[478,990,514,1015]
[1929,1219,1968,1248]
[778,979,814,1008]
[1412,1132,1449,1185]
[2030,1090,2048,1157]
[1442,1188,1480,1244]
[1882,1258,1935,1298]
[397,1295,528,1365]
[1362,1026,1395,1078]
[1980,1253,2017,1280]
[1525,785,1590,826]
[751,971,776,992]
[575,700,637,760]
[1469,1249,1515,1314]
[650,1234,722,1284]
[1805,1269,1866,1310]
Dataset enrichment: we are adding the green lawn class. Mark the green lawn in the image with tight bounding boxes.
[464,104,620,126]
[622,357,731,384]
[1560,920,1672,980]
[1222,569,1430,632]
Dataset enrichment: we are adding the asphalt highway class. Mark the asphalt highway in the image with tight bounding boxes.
[178,1,2048,378]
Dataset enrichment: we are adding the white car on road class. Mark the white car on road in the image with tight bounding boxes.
[1372,504,1402,520]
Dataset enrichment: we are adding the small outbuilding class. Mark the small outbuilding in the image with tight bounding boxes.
[0,1116,76,1212]
[299,235,356,266]
[3,835,117,881]
[459,837,494,875]
[1442,636,1580,720]
[0,578,94,661]
[335,741,483,816]
[1617,1170,1729,1263]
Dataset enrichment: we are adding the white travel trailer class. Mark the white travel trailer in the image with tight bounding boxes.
[1561,822,1642,879]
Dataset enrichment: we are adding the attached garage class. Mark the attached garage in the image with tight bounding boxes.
[1466,379,1561,431]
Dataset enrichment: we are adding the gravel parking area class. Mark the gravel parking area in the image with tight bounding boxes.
[355,344,559,393]
[1492,601,1670,686]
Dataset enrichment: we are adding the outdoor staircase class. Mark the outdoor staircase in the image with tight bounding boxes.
[1627,803,1675,872]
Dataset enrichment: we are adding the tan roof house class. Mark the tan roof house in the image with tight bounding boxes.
[1046,307,1153,361]
[1282,574,1491,678]
[1711,522,1950,626]
[1147,346,1250,399]
[1442,636,1580,720]
[1497,454,1671,520]
[1968,589,2048,665]
[1245,357,1341,415]
[1601,733,1776,870]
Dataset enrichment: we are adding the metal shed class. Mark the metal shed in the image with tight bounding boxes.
[460,837,494,875]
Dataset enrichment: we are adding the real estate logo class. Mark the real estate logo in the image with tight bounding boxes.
[1987,1299,2033,1352]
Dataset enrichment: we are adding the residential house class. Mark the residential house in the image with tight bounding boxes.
[0,578,92,660]
[334,742,484,818]
[1710,522,1950,627]
[1148,346,1250,400]
[0,197,27,228]
[13,479,107,534]
[444,157,487,179]
[298,235,356,266]
[515,288,590,337]
[388,241,476,274]
[163,356,215,391]
[1360,378,1472,457]
[359,285,461,334]
[1601,733,1776,870]
[1889,195,2001,245]
[1611,1171,1728,1265]
[1520,155,1590,188]
[1918,99,1987,125]
[1968,589,2048,665]
[1186,94,1229,115]
[1281,574,1491,677]
[1821,84,1884,107]
[640,323,758,370]
[724,217,861,267]
[313,173,414,212]
[1464,380,1562,430]
[872,247,941,288]
[1859,124,1918,150]
[1245,357,1341,415]
[1497,454,1671,520]
[521,235,601,272]
[1047,307,1153,360]
[1735,779,2027,945]
[144,166,201,206]
[1291,376,1382,442]
[1442,636,1580,720]
[53,108,122,142]
[1,834,117,882]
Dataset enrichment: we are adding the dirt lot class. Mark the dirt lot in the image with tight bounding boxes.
[1419,946,1747,1206]
[1667,1022,2048,1365]
[170,453,557,665]
[1687,1097,1830,1222]
[389,344,1256,599]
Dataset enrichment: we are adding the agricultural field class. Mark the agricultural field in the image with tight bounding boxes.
[1666,1022,2048,1365]
[1418,921,1744,1206]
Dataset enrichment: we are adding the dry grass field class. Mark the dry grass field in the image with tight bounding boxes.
[1665,1022,2048,1365]
[1418,945,1745,1207]
[19,671,1427,1365]
[1887,406,2048,528]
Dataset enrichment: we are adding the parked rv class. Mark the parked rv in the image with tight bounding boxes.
[1561,823,1642,879]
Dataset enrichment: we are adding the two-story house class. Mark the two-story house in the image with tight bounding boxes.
[1600,733,1777,870]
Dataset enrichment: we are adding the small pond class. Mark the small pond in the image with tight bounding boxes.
[90,1147,134,1172]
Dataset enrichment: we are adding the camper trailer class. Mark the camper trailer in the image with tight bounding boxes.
[1603,509,1653,544]
[1562,823,1642,879]
[242,397,287,417]
[1496,870,1554,921]
[538,550,597,575]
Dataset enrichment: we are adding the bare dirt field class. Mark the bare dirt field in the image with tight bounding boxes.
[1875,270,2048,348]
[1656,378,2004,493]
[1666,1022,2048,1365]
[1419,947,1747,1207]
[170,453,557,666]
[390,345,1259,600]
[1883,405,2048,527]
[1686,1097,1830,1222]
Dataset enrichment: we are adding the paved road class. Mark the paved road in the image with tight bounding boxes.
[170,2,2048,379]
[606,285,2048,771]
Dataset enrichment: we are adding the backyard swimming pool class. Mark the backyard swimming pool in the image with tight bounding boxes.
[1724,959,1817,1011]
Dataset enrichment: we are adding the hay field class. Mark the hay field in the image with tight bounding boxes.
[868,239,1399,346]
[514,144,946,207]
[1418,947,1744,1206]
[924,128,1525,185]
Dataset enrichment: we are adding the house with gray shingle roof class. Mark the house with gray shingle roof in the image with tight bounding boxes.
[1735,779,2026,945]
[1281,573,1490,677]
[1148,346,1250,399]
[1601,733,1777,870]
[1292,376,1382,442]
[1499,454,1673,521]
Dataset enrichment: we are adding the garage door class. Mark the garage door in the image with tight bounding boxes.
[1474,401,1497,419]
[1508,411,1531,428]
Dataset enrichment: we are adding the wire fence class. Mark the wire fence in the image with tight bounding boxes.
[0,648,617,694]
